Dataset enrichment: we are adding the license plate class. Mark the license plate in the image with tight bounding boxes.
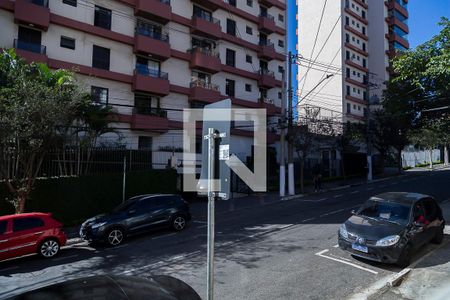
[352,243,368,253]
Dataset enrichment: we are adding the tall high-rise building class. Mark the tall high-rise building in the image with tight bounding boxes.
[296,0,409,123]
[0,0,286,163]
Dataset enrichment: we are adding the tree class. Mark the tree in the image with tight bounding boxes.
[332,122,360,180]
[292,108,334,193]
[0,49,87,213]
[384,18,450,171]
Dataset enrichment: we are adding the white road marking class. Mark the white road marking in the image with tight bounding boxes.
[52,254,79,261]
[334,194,343,198]
[319,205,359,218]
[317,198,328,202]
[0,266,19,272]
[315,249,378,275]
[350,191,359,194]
[333,244,339,248]
[302,217,316,223]
[151,233,176,240]
[192,221,207,224]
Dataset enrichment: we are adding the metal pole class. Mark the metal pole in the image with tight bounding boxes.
[366,92,372,181]
[207,128,215,300]
[287,52,295,195]
[122,155,126,203]
[280,69,286,197]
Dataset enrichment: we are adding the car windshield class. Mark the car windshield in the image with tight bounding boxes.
[356,199,411,225]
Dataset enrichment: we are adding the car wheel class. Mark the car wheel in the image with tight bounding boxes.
[106,228,125,246]
[431,227,444,244]
[397,244,412,268]
[172,215,187,231]
[39,239,60,258]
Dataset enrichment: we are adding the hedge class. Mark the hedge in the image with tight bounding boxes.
[0,170,177,226]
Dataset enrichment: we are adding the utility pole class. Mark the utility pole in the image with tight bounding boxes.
[279,69,286,197]
[366,80,373,181]
[287,52,295,195]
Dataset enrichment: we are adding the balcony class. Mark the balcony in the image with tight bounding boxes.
[130,107,169,132]
[258,40,277,60]
[188,80,222,103]
[258,0,277,8]
[191,0,221,11]
[134,0,171,24]
[134,26,170,60]
[13,39,48,63]
[191,12,222,40]
[188,48,221,74]
[14,0,50,31]
[132,64,170,96]
[257,69,276,89]
[258,13,277,34]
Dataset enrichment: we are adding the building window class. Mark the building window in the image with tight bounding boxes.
[227,0,236,6]
[353,104,357,110]
[226,49,236,67]
[278,92,282,99]
[60,36,75,50]
[91,86,108,104]
[245,84,252,92]
[94,5,112,30]
[247,0,253,7]
[278,65,284,73]
[346,68,350,78]
[346,86,350,95]
[362,27,366,35]
[358,105,361,111]
[17,26,42,54]
[138,136,153,150]
[92,45,110,70]
[345,17,349,26]
[347,103,351,113]
[227,19,236,36]
[346,51,350,60]
[278,14,284,22]
[246,55,252,63]
[63,0,77,7]
[225,79,235,97]
[362,58,367,68]
[246,26,253,35]
[278,40,284,48]
[362,10,366,19]
[362,43,366,51]
[134,94,161,115]
[345,34,350,43]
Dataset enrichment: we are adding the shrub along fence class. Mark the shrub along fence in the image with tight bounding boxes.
[0,169,177,226]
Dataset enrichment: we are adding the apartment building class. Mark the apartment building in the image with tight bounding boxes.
[0,0,286,163]
[296,0,409,123]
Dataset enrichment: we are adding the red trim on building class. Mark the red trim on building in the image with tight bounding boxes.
[345,77,368,89]
[345,95,368,106]
[386,16,409,34]
[344,8,369,25]
[345,60,369,73]
[346,113,365,121]
[385,33,410,50]
[14,0,50,31]
[387,1,408,18]
[15,48,48,64]
[345,25,368,41]
[345,43,369,57]
[353,0,368,9]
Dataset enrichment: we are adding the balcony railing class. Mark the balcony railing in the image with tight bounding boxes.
[193,11,220,25]
[258,68,275,77]
[261,97,274,105]
[188,47,220,58]
[14,39,46,54]
[190,79,220,91]
[133,107,168,118]
[259,12,275,21]
[28,0,49,7]
[259,40,274,47]
[135,63,169,79]
[136,22,169,42]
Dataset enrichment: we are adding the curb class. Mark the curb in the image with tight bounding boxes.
[349,238,450,300]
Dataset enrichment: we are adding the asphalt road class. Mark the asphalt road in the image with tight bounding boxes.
[1,169,449,300]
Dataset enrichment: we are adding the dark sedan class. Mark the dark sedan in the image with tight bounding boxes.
[80,194,191,246]
[338,192,445,267]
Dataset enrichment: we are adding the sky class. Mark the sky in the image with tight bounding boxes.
[408,0,450,48]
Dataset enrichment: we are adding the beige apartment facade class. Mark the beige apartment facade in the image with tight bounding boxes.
[0,0,286,163]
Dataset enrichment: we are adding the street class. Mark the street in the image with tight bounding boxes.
[1,169,449,300]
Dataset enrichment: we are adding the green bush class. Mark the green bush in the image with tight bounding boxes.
[0,170,177,226]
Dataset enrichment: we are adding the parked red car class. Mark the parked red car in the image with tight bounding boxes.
[0,213,67,261]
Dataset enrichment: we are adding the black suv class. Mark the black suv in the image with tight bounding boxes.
[80,194,191,246]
